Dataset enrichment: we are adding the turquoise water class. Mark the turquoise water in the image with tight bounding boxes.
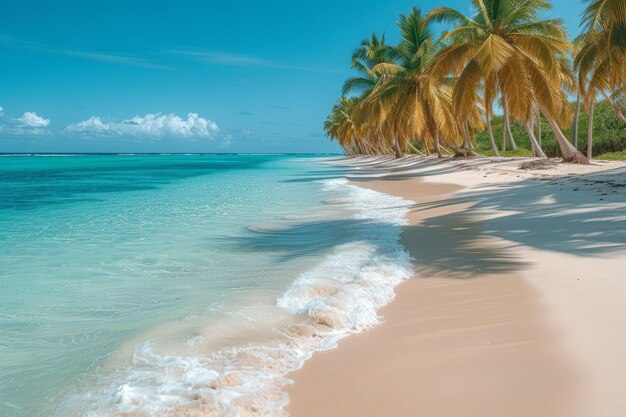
[0,154,412,417]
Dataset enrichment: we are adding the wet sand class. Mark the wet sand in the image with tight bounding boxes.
[286,156,626,417]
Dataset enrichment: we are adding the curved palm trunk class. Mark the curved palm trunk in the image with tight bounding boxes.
[616,108,626,124]
[587,101,595,159]
[572,94,581,148]
[526,123,547,158]
[537,113,542,147]
[502,97,518,151]
[486,113,500,156]
[543,113,589,164]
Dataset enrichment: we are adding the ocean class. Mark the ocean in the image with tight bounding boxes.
[0,154,412,417]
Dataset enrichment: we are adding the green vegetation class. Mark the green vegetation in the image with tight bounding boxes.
[596,150,626,160]
[475,100,626,159]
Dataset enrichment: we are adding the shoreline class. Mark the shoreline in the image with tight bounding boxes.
[286,156,626,417]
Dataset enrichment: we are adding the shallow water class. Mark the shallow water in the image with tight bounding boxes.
[0,154,412,417]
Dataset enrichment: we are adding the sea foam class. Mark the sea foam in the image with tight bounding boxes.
[57,177,414,417]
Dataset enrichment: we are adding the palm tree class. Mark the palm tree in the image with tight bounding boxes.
[342,33,405,157]
[575,0,626,128]
[342,33,393,98]
[324,97,363,155]
[369,7,462,158]
[574,0,626,159]
[429,0,588,163]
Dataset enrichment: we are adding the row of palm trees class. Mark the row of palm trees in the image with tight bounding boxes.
[324,0,626,163]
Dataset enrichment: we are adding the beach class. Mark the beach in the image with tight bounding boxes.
[287,156,626,417]
[2,154,625,417]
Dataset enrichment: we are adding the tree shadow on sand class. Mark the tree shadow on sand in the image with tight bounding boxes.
[407,167,626,259]
[402,210,530,278]
[226,215,528,277]
[231,165,624,280]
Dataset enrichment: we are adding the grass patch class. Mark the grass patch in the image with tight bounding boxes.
[595,150,626,160]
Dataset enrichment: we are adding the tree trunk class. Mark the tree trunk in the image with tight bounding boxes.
[614,105,626,124]
[587,101,595,159]
[537,113,542,147]
[501,121,507,152]
[454,124,479,157]
[468,132,476,151]
[544,114,589,164]
[486,113,500,156]
[391,137,403,158]
[462,123,471,154]
[526,123,547,158]
[502,97,518,151]
[434,132,443,158]
[572,94,581,148]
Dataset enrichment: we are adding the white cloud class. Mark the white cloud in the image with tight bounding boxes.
[65,116,109,133]
[0,107,51,135]
[66,112,219,139]
[18,111,50,127]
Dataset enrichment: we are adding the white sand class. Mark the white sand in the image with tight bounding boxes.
[287,156,626,417]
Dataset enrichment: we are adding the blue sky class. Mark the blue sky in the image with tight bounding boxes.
[1,0,588,153]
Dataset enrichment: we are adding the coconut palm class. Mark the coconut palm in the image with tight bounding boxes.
[428,0,588,163]
[342,33,394,98]
[575,0,626,127]
[369,7,463,158]
[324,97,364,155]
[341,33,407,157]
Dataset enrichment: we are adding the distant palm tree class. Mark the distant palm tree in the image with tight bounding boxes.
[574,0,626,158]
[370,7,462,158]
[324,97,362,155]
[342,33,394,98]
[341,33,405,157]
[575,0,626,127]
[429,0,588,162]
